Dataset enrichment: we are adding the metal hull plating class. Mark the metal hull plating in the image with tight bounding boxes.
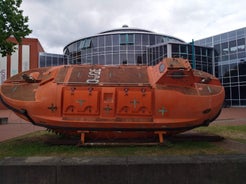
[0,58,225,141]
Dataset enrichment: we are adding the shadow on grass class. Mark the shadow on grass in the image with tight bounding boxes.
[0,129,234,158]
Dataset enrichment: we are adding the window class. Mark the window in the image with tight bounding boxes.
[135,34,141,45]
[230,63,238,77]
[180,45,187,53]
[128,34,134,44]
[206,37,212,45]
[85,39,91,48]
[221,42,229,55]
[92,55,98,65]
[221,33,228,42]
[149,35,155,45]
[79,40,85,49]
[237,38,245,52]
[214,35,221,43]
[231,86,239,99]
[59,56,65,65]
[162,37,169,43]
[229,31,236,39]
[91,38,98,48]
[156,36,163,44]
[53,57,58,66]
[120,34,134,45]
[106,54,112,64]
[239,61,246,75]
[202,48,207,56]
[120,53,127,64]
[79,39,92,49]
[128,54,134,64]
[106,35,112,46]
[238,52,245,59]
[214,44,220,55]
[137,56,142,64]
[229,40,237,53]
[113,35,119,45]
[113,54,119,64]
[99,36,104,47]
[222,65,229,77]
[172,44,179,53]
[240,86,246,98]
[195,47,201,55]
[237,28,245,37]
[142,34,149,45]
[47,56,52,66]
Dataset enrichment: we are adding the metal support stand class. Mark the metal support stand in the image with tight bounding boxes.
[155,131,166,143]
[78,131,89,145]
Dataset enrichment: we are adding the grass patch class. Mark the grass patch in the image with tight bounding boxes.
[195,125,246,143]
[0,130,231,158]
[2,124,245,158]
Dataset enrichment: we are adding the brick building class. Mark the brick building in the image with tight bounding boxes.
[0,37,44,109]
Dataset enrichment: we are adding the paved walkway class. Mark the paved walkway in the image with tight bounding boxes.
[0,110,44,142]
[214,107,246,125]
[0,108,245,142]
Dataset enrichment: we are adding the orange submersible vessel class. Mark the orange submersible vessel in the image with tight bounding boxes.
[0,58,224,143]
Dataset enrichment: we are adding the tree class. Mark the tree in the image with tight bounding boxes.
[0,0,32,56]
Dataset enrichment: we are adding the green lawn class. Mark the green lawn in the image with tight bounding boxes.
[196,125,246,143]
[0,135,226,158]
[0,125,245,158]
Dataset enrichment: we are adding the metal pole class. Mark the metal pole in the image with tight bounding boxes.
[192,39,196,69]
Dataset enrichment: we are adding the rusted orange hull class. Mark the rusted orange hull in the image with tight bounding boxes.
[0,58,224,140]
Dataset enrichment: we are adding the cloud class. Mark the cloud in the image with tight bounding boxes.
[21,0,246,54]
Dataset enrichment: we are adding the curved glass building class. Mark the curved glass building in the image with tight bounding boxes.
[39,26,246,107]
[63,25,184,65]
[40,25,213,72]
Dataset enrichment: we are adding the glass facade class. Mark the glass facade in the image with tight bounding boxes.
[39,52,68,67]
[38,26,246,106]
[40,26,212,73]
[147,43,213,74]
[195,27,246,106]
[63,27,184,65]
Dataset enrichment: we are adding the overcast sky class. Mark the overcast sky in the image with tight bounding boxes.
[21,0,246,54]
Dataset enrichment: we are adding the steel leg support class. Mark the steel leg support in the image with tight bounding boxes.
[155,131,166,144]
[78,131,89,145]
